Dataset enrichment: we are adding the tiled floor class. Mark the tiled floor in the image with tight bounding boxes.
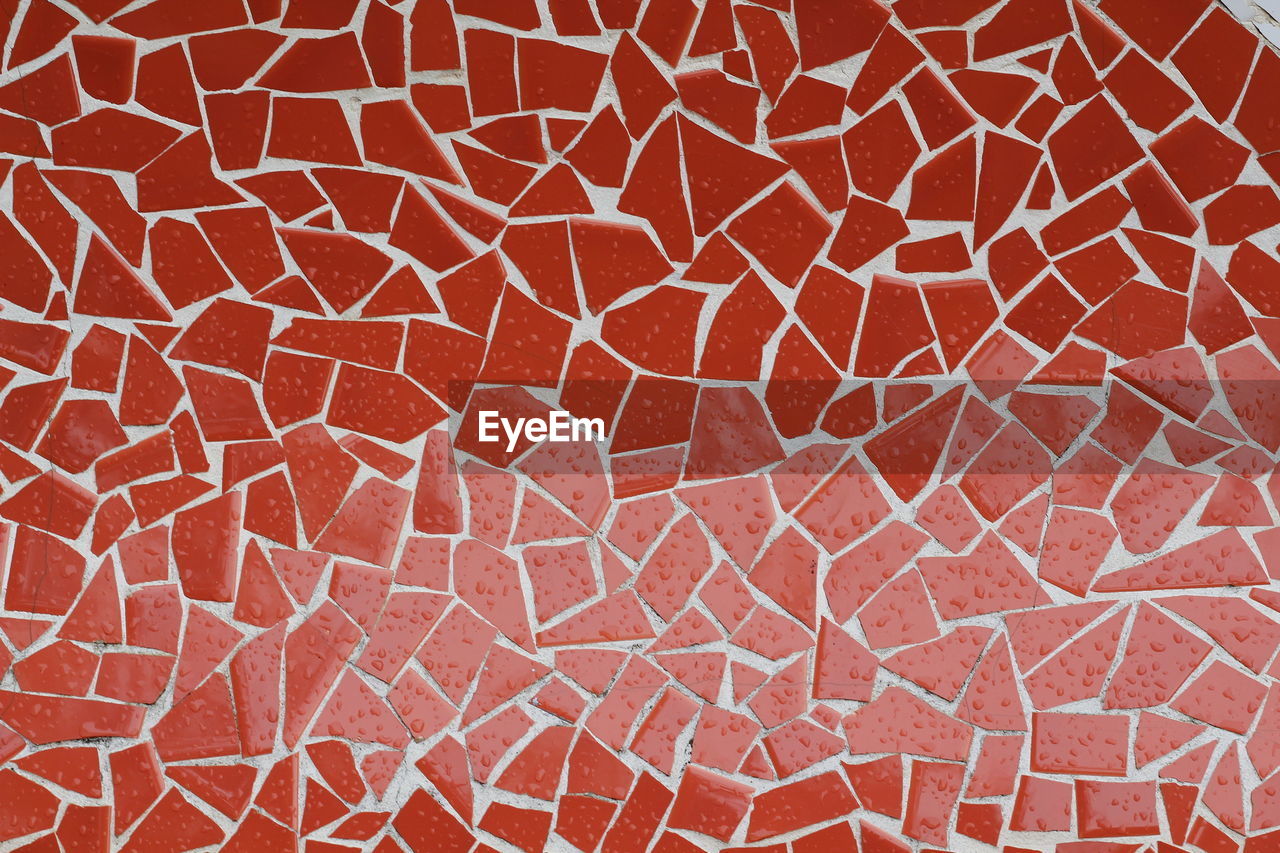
[1,0,1280,850]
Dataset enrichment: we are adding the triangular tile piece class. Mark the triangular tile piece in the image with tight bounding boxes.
[58,557,123,644]
[361,267,438,317]
[956,636,1026,731]
[1135,712,1207,768]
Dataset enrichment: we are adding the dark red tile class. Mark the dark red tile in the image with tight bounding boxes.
[1103,50,1194,134]
[1045,96,1143,201]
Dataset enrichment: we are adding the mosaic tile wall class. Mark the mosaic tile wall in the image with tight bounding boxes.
[3,0,1280,849]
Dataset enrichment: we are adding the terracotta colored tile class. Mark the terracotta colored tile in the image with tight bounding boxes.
[1188,815,1241,853]
[1075,779,1159,838]
[913,484,981,552]
[1011,92,1062,145]
[1112,347,1213,423]
[562,109,630,188]
[845,686,974,761]
[1036,506,1118,595]
[1097,521,1268,591]
[906,136,977,228]
[599,772,674,853]
[316,670,410,748]
[1103,50,1194,133]
[1152,117,1249,203]
[849,568,942,648]
[1169,660,1266,735]
[612,33,679,140]
[518,39,610,113]
[1024,608,1127,709]
[903,68,977,150]
[393,788,473,853]
[954,800,1003,845]
[999,492,1049,551]
[967,734,1023,798]
[728,607,810,662]
[1049,36,1098,101]
[1078,6,1127,70]
[746,771,856,842]
[764,717,844,776]
[727,183,832,286]
[1099,602,1212,714]
[955,418,1049,518]
[836,756,900,820]
[1030,712,1129,776]
[1206,185,1280,246]
[665,766,752,840]
[902,761,964,846]
[896,231,973,273]
[973,0,1072,60]
[842,101,920,204]
[1100,0,1212,59]
[1011,774,1073,831]
[1236,45,1280,153]
[764,75,845,140]
[851,274,936,379]
[1045,96,1144,202]
[663,0,734,53]
[3,1,1280,844]
[953,634,1025,732]
[918,30,968,69]
[188,27,282,91]
[847,24,923,112]
[680,115,789,240]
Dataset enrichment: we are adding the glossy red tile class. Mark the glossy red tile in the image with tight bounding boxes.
[1011,774,1073,832]
[1103,50,1194,134]
[0,0,1277,846]
[1075,779,1159,838]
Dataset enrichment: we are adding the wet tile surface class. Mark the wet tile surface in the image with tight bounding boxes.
[1,0,1280,849]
